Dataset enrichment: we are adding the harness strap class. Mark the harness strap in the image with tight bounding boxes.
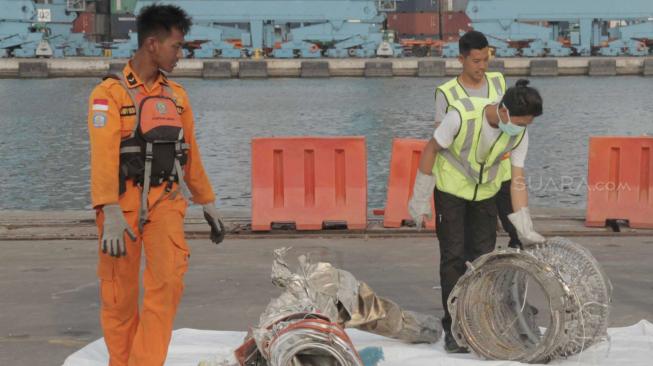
[172,140,193,200]
[119,146,141,154]
[114,73,141,138]
[139,142,154,231]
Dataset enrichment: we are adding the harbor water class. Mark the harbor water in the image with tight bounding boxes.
[1,76,651,211]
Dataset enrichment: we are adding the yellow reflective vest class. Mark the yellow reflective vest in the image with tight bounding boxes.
[433,97,526,201]
[435,72,512,182]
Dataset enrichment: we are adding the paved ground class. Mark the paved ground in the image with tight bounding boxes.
[1,233,652,366]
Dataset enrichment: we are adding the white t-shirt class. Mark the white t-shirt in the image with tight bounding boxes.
[433,109,529,168]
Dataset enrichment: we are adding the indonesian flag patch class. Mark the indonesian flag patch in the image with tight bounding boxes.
[92,99,109,111]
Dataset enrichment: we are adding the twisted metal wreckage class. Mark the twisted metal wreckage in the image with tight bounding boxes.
[201,247,442,366]
[449,237,612,363]
[202,237,611,366]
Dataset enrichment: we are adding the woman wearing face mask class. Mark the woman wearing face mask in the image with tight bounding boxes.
[408,79,545,353]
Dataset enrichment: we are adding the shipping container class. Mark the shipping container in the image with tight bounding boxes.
[95,0,111,14]
[111,13,137,40]
[95,13,110,37]
[83,2,97,14]
[72,12,95,34]
[395,0,439,13]
[112,0,138,14]
[441,11,471,36]
[391,0,467,13]
[440,0,469,12]
[387,12,440,37]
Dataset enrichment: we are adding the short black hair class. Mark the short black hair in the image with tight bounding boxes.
[459,30,489,56]
[136,4,192,47]
[501,79,543,117]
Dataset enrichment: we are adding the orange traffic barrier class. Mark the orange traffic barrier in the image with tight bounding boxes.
[585,136,653,229]
[382,138,435,229]
[251,137,367,231]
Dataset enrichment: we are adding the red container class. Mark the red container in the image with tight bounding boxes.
[387,12,440,37]
[73,12,95,34]
[387,13,413,35]
[441,11,471,36]
[414,12,440,35]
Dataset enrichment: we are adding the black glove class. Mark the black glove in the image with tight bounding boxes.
[203,203,225,244]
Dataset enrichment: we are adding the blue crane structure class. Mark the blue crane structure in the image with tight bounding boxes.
[2,0,651,58]
[112,0,403,58]
[0,0,102,57]
[443,0,653,57]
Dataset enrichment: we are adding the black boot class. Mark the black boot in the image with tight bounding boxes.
[444,332,469,353]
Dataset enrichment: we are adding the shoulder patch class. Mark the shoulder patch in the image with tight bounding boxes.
[92,112,107,128]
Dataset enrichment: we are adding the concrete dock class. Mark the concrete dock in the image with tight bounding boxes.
[1,208,652,365]
[1,57,652,78]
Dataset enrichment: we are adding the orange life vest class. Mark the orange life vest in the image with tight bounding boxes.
[109,73,190,230]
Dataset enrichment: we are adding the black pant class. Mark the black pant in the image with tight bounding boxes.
[434,188,497,334]
[496,180,522,249]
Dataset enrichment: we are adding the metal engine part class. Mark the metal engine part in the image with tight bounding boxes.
[448,237,612,363]
[266,318,363,366]
[206,247,441,366]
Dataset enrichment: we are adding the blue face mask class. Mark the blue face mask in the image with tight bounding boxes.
[497,103,525,136]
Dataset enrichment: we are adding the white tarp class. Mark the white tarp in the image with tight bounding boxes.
[63,320,653,366]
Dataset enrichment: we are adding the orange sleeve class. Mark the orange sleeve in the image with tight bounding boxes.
[88,84,122,208]
[178,89,216,204]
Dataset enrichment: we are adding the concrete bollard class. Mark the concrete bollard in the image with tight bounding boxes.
[18,61,48,78]
[364,61,393,77]
[530,59,558,76]
[643,58,653,76]
[301,61,330,78]
[417,60,446,77]
[589,59,616,76]
[202,61,232,79]
[238,61,268,78]
[488,59,505,74]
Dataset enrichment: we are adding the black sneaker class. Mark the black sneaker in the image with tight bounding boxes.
[444,332,469,353]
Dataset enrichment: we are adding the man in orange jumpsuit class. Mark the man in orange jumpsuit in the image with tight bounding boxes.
[87,4,225,365]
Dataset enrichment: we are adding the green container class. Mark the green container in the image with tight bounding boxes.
[111,0,138,14]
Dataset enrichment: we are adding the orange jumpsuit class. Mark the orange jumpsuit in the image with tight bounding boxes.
[87,63,215,366]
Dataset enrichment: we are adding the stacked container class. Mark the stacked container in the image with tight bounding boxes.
[111,0,137,40]
[395,0,440,12]
[72,12,95,35]
[441,11,472,41]
[386,0,471,40]
[387,12,440,38]
[71,1,100,41]
[93,0,110,41]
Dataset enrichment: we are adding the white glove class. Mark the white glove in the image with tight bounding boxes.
[408,170,436,229]
[508,207,545,245]
[101,203,136,257]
